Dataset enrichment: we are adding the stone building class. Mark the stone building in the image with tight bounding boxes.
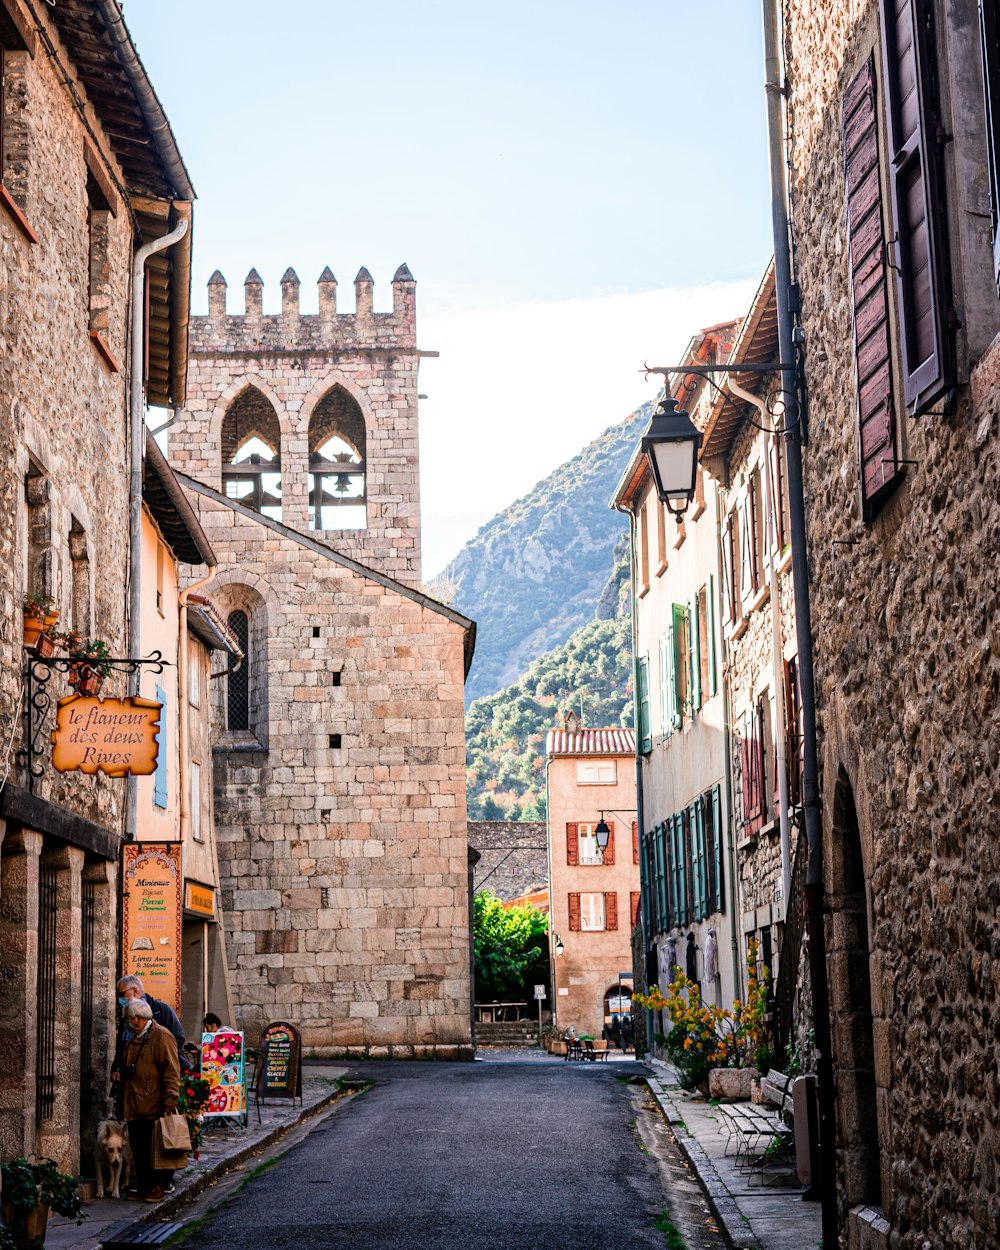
[545,718,638,1037]
[0,0,192,1171]
[611,323,743,1023]
[467,820,547,904]
[167,268,477,1058]
[775,1,1000,1244]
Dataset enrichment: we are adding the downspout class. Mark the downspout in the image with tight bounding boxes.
[178,566,217,842]
[545,753,555,1031]
[727,375,791,910]
[762,2,837,1241]
[125,217,189,844]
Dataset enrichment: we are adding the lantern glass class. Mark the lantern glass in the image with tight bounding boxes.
[648,436,698,500]
[594,818,610,850]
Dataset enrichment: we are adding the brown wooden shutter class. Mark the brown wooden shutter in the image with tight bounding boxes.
[632,820,639,865]
[879,0,952,414]
[604,892,618,931]
[721,514,735,623]
[631,891,641,927]
[566,822,579,866]
[568,892,582,931]
[603,821,615,865]
[843,55,904,518]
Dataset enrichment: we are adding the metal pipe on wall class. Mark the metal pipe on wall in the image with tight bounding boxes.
[761,2,838,1241]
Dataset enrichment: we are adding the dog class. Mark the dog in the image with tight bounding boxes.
[95,1119,133,1199]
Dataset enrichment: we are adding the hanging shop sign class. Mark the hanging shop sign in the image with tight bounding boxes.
[201,1030,246,1118]
[51,696,161,777]
[122,842,182,1010]
[256,1021,302,1102]
[184,881,216,919]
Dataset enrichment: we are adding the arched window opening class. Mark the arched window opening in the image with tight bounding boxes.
[227,610,250,732]
[308,387,366,531]
[221,387,282,521]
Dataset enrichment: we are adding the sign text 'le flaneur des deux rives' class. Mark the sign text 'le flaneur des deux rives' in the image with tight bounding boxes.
[51,696,161,776]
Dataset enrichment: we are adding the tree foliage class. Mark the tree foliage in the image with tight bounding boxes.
[473,891,549,1003]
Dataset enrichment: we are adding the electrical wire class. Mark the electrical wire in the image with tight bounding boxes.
[0,683,25,797]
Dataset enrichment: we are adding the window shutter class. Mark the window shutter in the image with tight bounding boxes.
[637,655,652,754]
[784,658,804,806]
[631,891,641,928]
[712,784,725,914]
[768,439,786,552]
[721,515,734,625]
[689,801,704,921]
[879,0,952,414]
[632,820,639,865]
[654,823,668,931]
[603,821,615,866]
[672,813,689,927]
[671,604,686,725]
[705,787,718,914]
[688,593,701,711]
[981,0,1000,293]
[153,683,167,809]
[748,478,760,593]
[568,893,582,931]
[739,497,753,605]
[604,892,618,931]
[566,822,580,866]
[706,575,718,697]
[843,55,904,518]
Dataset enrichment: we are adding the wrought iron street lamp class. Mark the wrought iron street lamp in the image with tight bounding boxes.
[640,396,703,519]
[554,935,565,957]
[594,817,611,860]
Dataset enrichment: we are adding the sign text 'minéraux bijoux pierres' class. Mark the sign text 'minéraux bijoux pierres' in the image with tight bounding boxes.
[51,695,161,777]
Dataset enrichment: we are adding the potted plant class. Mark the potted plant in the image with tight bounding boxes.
[67,639,112,697]
[22,594,56,654]
[52,628,82,655]
[0,1155,84,1249]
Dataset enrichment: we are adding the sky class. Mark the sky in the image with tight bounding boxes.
[125,1,773,577]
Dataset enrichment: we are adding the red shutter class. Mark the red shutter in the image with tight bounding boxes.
[603,821,615,866]
[843,55,904,518]
[879,0,951,414]
[631,891,641,927]
[566,822,579,866]
[568,892,581,931]
[604,892,618,931]
[632,820,639,865]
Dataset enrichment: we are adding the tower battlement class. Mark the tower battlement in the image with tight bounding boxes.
[191,263,417,354]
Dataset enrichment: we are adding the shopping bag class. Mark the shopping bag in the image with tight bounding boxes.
[153,1115,190,1170]
[159,1112,192,1150]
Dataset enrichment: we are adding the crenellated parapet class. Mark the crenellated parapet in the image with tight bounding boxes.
[190,263,418,353]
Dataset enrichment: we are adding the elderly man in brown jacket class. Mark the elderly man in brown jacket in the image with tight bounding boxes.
[121,998,180,1203]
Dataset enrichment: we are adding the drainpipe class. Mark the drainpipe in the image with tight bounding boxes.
[727,375,791,911]
[178,567,217,842]
[762,2,837,1242]
[125,217,189,844]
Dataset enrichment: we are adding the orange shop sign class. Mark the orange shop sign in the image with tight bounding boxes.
[122,843,182,1011]
[51,696,160,777]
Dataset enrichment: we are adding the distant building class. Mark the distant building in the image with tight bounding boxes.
[545,717,638,1038]
[167,267,477,1058]
[467,820,547,904]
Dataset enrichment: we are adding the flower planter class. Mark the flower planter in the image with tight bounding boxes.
[23,614,45,648]
[34,633,56,659]
[68,664,104,697]
[1,1199,50,1247]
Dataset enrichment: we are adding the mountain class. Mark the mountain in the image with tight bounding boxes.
[465,548,634,822]
[435,402,651,707]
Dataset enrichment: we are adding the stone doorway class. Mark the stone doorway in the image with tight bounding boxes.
[828,769,882,1209]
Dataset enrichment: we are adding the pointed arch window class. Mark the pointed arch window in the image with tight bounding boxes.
[227,610,250,732]
[221,387,282,521]
[308,386,366,531]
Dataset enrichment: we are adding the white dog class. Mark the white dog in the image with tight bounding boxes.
[95,1120,133,1199]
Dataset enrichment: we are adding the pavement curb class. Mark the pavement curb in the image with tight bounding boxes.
[645,1074,761,1250]
[97,1082,347,1245]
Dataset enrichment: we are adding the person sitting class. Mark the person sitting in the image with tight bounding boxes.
[202,1012,229,1034]
[119,999,180,1204]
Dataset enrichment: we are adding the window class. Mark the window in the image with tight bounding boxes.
[632,820,639,866]
[331,670,342,687]
[705,785,725,915]
[572,892,610,931]
[328,734,342,749]
[188,649,200,709]
[687,593,702,713]
[652,824,668,931]
[222,387,282,521]
[576,760,617,785]
[689,798,708,921]
[578,824,602,866]
[189,761,202,840]
[153,683,167,809]
[226,611,250,732]
[637,501,650,593]
[879,0,953,414]
[722,508,740,625]
[566,821,615,866]
[784,657,804,807]
[739,698,767,838]
[309,386,367,531]
[767,439,789,553]
[69,519,90,638]
[655,498,667,574]
[672,604,689,720]
[155,542,164,614]
[25,461,52,600]
[85,144,117,364]
[636,655,652,754]
[667,812,689,928]
[0,11,35,238]
[843,54,905,516]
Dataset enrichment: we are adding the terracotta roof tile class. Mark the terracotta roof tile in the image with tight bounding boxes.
[545,728,636,757]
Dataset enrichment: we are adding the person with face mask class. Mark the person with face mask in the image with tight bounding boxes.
[111,976,187,1122]
[119,999,180,1203]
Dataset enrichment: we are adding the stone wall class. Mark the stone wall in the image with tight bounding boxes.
[169,267,423,586]
[182,480,474,1058]
[784,1,1000,1244]
[468,820,547,902]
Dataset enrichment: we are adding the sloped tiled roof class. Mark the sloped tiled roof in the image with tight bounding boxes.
[546,728,636,757]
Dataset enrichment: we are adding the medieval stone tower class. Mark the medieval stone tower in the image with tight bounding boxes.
[169,264,424,586]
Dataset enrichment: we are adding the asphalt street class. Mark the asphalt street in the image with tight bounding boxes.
[179,1051,724,1250]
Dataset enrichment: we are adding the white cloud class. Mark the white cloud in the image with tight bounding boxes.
[418,278,760,577]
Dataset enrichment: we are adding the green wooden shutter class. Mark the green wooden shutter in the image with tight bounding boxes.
[636,655,652,754]
[654,823,669,931]
[707,574,718,696]
[712,784,724,914]
[688,593,701,712]
[671,604,686,726]
[688,801,702,920]
[671,813,688,927]
[659,629,673,738]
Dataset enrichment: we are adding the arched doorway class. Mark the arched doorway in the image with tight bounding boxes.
[602,978,633,1051]
[829,769,882,1207]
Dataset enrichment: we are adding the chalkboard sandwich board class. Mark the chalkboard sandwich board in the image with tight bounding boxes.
[256,1020,302,1104]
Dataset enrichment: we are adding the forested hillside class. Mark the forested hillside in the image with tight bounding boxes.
[435,403,650,706]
